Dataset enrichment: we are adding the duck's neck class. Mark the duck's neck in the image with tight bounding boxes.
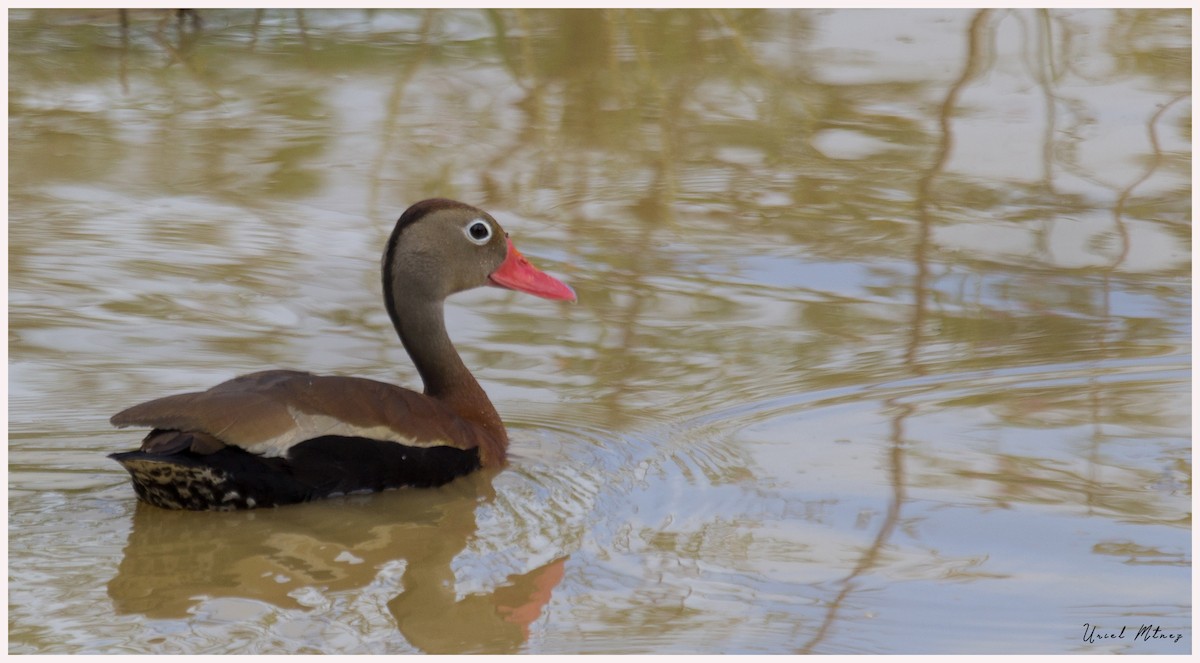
[390,296,507,448]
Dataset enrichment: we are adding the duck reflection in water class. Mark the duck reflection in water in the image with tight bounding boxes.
[106,471,567,654]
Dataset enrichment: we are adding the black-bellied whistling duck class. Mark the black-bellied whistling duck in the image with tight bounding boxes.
[109,198,575,510]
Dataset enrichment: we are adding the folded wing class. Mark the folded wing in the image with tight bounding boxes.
[110,370,493,459]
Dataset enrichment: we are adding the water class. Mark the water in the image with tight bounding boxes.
[8,8,1191,654]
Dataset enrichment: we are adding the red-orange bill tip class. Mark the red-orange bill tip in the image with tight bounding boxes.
[488,238,576,302]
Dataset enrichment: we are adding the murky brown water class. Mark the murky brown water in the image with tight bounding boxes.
[8,8,1191,654]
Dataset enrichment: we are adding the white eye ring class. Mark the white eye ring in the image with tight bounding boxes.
[464,219,493,245]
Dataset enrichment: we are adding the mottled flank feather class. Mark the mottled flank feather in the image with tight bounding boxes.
[110,436,481,510]
[111,454,254,511]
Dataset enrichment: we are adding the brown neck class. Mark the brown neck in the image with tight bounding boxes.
[386,289,508,463]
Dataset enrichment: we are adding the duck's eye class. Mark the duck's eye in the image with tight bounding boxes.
[464,219,492,245]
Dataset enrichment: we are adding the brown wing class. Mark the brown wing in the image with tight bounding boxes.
[110,370,496,460]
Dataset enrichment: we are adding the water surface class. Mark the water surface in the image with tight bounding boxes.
[8,8,1191,654]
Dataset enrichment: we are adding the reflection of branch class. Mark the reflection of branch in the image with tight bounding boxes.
[1030,9,1058,189]
[907,9,991,373]
[118,9,130,94]
[248,9,264,52]
[294,9,310,51]
[798,12,990,651]
[481,10,546,199]
[367,11,435,220]
[707,9,756,65]
[798,402,909,654]
[1084,92,1186,514]
[1024,9,1062,260]
[142,11,226,104]
[1109,92,1187,270]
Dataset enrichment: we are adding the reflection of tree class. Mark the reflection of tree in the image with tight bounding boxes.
[798,7,1190,649]
[909,9,991,372]
[108,472,566,653]
[366,10,434,222]
[20,8,1185,406]
[799,10,990,652]
[1110,92,1189,269]
[9,8,1189,653]
[797,402,909,654]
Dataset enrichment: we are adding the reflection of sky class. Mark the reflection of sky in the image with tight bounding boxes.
[739,254,879,294]
[731,249,1188,329]
[605,358,1190,653]
[805,9,977,85]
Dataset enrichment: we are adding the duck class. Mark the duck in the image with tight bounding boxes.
[109,198,575,510]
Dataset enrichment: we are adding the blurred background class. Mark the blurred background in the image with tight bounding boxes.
[8,8,1191,654]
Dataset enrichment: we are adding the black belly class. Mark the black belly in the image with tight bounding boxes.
[109,435,482,511]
